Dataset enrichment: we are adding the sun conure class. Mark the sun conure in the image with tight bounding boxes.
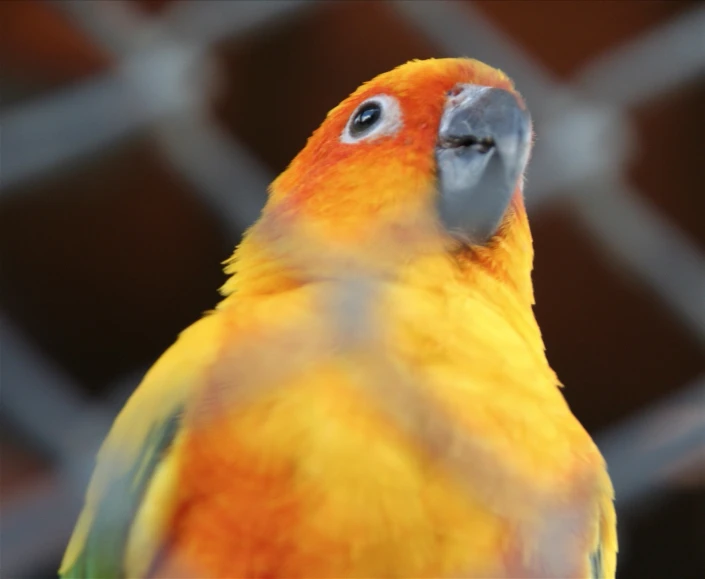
[60,57,617,578]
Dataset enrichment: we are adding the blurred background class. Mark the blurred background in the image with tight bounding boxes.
[1,1,703,577]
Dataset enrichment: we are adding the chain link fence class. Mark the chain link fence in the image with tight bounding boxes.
[1,1,704,577]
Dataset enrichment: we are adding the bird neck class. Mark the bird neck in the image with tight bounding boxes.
[219,191,536,313]
[457,191,536,307]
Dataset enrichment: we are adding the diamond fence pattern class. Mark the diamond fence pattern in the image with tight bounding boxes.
[1,1,703,577]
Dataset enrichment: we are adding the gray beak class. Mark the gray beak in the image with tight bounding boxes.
[435,84,532,244]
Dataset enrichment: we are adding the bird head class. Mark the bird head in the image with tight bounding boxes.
[226,58,534,299]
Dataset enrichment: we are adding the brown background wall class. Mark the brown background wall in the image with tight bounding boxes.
[1,2,703,577]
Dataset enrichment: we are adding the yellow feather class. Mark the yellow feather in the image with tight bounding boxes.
[59,312,226,576]
[61,57,616,578]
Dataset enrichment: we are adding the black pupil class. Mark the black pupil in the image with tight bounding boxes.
[351,102,382,136]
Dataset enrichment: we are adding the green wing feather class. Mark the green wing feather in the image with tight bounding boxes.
[590,545,604,579]
[590,490,618,579]
[59,312,225,578]
[60,409,182,579]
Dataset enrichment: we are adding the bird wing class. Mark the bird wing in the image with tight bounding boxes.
[59,312,226,579]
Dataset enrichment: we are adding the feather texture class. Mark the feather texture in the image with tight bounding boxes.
[60,58,616,578]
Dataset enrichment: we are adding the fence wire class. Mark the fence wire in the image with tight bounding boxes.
[1,1,704,577]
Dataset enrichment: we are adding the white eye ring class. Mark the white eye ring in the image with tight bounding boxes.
[340,94,403,144]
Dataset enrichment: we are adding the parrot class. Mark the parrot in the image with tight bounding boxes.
[59,57,617,579]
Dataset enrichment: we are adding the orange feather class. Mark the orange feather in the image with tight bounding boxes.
[60,58,616,579]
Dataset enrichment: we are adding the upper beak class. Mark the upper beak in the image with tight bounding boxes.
[435,84,532,244]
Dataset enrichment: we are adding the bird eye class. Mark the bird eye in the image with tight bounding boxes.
[350,102,382,137]
[341,95,403,144]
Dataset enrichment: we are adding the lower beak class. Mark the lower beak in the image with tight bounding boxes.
[435,84,532,244]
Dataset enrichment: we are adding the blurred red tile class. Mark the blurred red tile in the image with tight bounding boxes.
[473,0,694,78]
[531,204,704,432]
[0,1,109,81]
[215,1,439,174]
[0,431,51,500]
[629,79,705,251]
[0,136,230,393]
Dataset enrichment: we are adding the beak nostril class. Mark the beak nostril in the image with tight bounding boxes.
[442,134,495,153]
[471,137,495,154]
